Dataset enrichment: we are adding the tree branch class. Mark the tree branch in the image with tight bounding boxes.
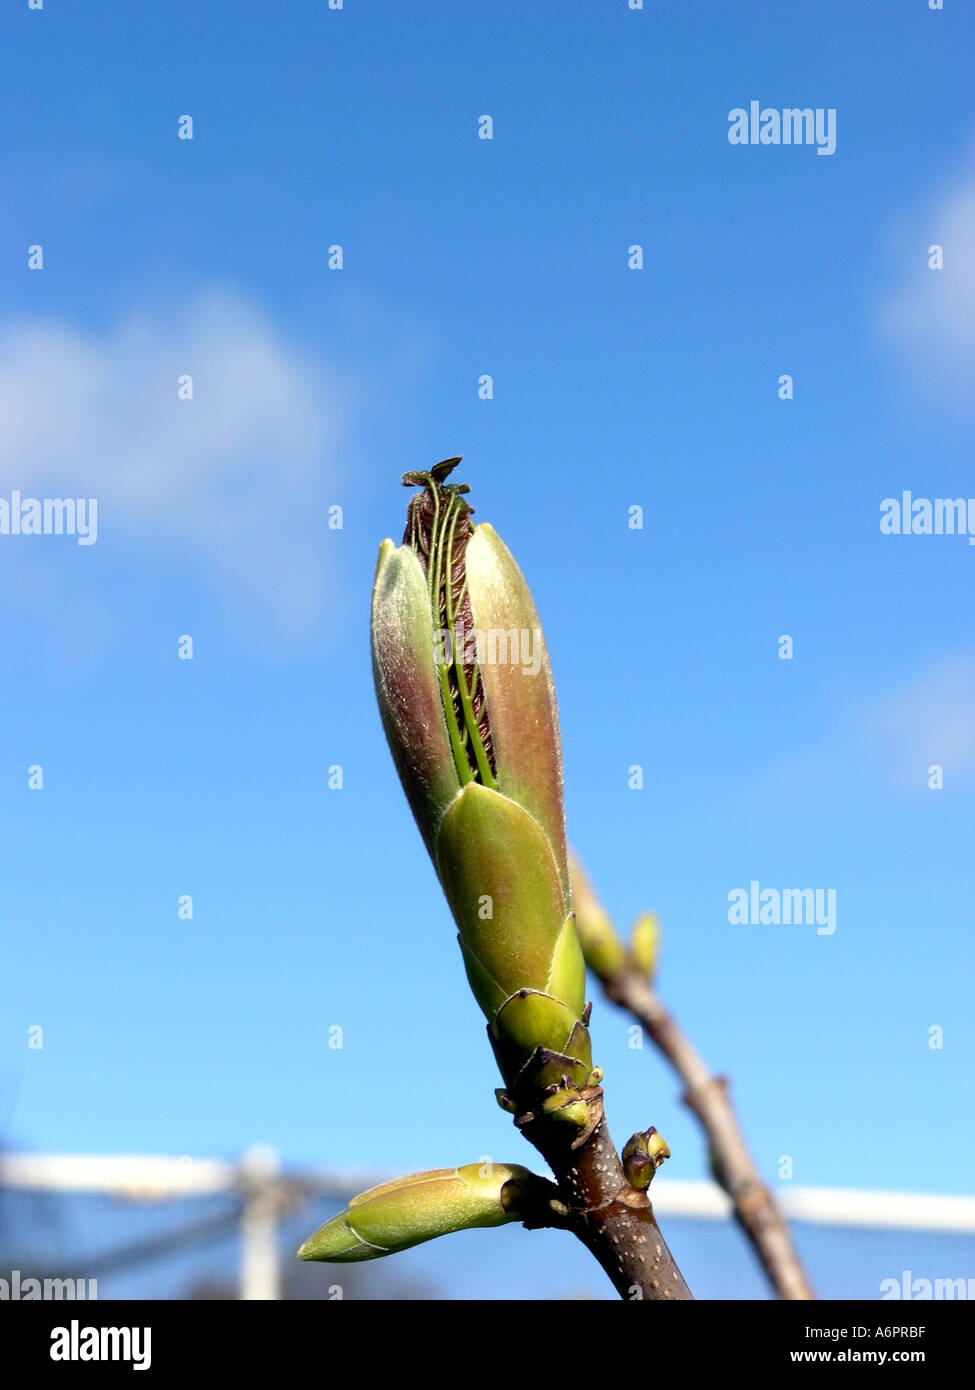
[569,856,814,1301]
[604,966,814,1300]
[512,1067,693,1300]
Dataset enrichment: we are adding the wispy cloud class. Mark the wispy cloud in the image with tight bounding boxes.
[870,652,975,790]
[878,137,975,409]
[749,652,975,808]
[0,288,356,634]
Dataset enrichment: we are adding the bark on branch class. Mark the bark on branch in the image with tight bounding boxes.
[511,1064,693,1300]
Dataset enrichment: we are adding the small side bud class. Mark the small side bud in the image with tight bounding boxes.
[629,912,660,979]
[569,853,628,979]
[622,1127,671,1191]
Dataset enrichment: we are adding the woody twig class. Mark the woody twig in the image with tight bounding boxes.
[570,854,815,1301]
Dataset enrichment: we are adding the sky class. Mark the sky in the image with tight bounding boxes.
[1,0,973,1298]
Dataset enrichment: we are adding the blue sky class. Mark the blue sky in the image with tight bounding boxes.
[2,1,974,1296]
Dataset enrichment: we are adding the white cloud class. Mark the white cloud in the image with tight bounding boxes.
[0,289,354,633]
[878,139,975,405]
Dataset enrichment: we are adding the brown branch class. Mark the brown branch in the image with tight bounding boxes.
[516,1078,693,1300]
[604,966,814,1300]
[568,855,814,1301]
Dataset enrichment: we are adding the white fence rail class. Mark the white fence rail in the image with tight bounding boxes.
[3,1149,973,1298]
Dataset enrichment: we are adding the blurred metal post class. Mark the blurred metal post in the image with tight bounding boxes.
[239,1145,282,1301]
